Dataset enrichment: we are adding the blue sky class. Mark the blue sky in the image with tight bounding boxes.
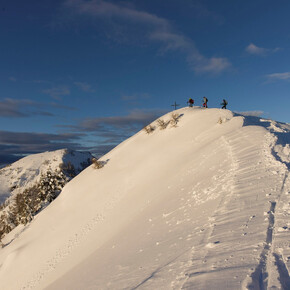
[1,0,290,165]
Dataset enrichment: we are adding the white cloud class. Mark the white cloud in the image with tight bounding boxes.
[266,72,290,81]
[245,43,280,55]
[194,57,231,74]
[245,43,266,55]
[63,0,231,74]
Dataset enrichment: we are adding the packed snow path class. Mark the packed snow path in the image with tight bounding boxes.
[0,107,289,290]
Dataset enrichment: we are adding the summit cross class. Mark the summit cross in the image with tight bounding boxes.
[171,101,180,110]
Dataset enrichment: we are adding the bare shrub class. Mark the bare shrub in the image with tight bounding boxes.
[217,117,223,124]
[156,118,168,130]
[91,158,104,169]
[143,124,155,134]
[170,113,181,127]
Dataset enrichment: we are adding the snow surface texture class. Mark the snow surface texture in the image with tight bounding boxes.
[0,107,289,290]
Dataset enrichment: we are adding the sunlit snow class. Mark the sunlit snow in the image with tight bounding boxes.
[0,107,289,290]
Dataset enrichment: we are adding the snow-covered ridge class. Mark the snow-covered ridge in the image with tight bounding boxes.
[0,107,289,290]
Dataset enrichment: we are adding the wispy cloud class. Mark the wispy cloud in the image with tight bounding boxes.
[193,57,231,74]
[58,108,167,153]
[266,72,290,81]
[0,130,86,165]
[0,98,76,118]
[236,110,264,117]
[63,0,231,74]
[0,131,83,146]
[79,108,167,155]
[74,81,95,93]
[42,86,70,99]
[0,107,168,164]
[65,0,168,27]
[245,43,280,56]
[78,108,166,133]
[0,98,30,117]
[50,102,76,110]
[0,108,166,165]
[0,98,55,118]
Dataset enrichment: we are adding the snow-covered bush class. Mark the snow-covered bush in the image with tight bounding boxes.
[218,117,229,124]
[0,211,16,241]
[13,191,34,225]
[60,161,76,177]
[0,170,69,242]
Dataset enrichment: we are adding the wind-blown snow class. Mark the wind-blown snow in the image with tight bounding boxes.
[0,107,289,290]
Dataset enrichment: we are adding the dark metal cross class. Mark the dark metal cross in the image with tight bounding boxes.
[171,101,180,110]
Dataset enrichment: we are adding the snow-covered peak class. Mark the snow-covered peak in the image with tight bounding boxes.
[0,107,289,290]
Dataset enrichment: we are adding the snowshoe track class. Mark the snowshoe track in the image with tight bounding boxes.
[181,127,289,289]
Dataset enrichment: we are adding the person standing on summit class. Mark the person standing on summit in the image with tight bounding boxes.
[187,98,194,107]
[202,96,208,108]
[221,99,228,109]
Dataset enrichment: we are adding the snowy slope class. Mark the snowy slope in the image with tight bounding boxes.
[0,107,289,290]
